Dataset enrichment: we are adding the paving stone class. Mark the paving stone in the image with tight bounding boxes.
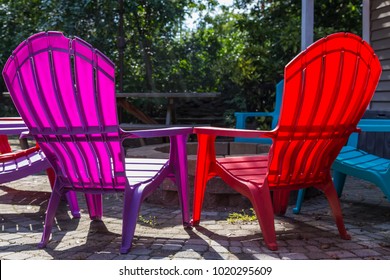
[0,251,15,258]
[150,243,163,249]
[150,256,172,260]
[280,252,309,260]
[286,239,308,246]
[335,242,366,250]
[0,241,11,247]
[228,246,242,254]
[173,250,202,259]
[27,255,53,260]
[210,239,229,246]
[225,254,241,260]
[351,249,382,258]
[0,233,24,241]
[210,245,229,253]
[218,253,235,260]
[63,252,92,260]
[185,239,209,245]
[161,244,182,251]
[288,246,309,253]
[2,252,33,260]
[135,255,151,260]
[182,244,208,252]
[128,248,152,255]
[229,240,242,247]
[113,254,137,260]
[325,250,357,259]
[253,253,280,260]
[269,246,289,253]
[242,246,262,254]
[202,252,224,260]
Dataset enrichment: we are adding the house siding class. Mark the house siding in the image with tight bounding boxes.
[371,0,390,110]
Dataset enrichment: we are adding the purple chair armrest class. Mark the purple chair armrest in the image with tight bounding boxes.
[0,127,29,135]
[0,118,28,135]
[19,131,32,139]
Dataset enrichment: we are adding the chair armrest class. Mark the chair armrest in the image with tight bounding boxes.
[194,126,275,139]
[0,118,28,135]
[357,119,390,132]
[346,119,390,147]
[0,146,40,163]
[120,127,193,139]
[0,117,23,121]
[19,131,32,139]
[0,127,29,135]
[235,112,276,118]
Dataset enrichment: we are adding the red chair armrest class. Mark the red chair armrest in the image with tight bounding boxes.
[193,126,275,139]
[0,146,40,163]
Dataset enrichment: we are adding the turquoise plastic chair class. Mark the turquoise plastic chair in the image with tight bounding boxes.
[293,119,390,214]
[234,80,283,144]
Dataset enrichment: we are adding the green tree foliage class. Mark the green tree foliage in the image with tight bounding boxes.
[231,0,362,114]
[0,0,363,121]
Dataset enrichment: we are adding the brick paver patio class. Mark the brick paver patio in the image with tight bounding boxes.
[1,172,389,260]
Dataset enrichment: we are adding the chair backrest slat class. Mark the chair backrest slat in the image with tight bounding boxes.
[3,32,126,190]
[268,33,382,187]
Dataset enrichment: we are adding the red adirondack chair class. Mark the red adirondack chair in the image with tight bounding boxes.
[191,33,382,250]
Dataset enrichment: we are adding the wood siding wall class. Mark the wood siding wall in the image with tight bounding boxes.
[371,0,390,110]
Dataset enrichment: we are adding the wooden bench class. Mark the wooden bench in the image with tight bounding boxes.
[117,92,221,125]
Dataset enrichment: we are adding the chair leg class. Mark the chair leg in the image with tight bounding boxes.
[191,134,215,226]
[46,168,80,218]
[249,182,278,251]
[85,194,103,221]
[333,171,347,197]
[293,189,306,214]
[65,192,80,218]
[272,190,290,215]
[317,181,351,240]
[121,186,143,254]
[173,135,190,227]
[38,184,63,248]
[46,168,56,188]
[191,170,208,226]
[377,175,390,203]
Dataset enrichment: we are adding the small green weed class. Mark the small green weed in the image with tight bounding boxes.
[138,215,157,227]
[227,208,257,224]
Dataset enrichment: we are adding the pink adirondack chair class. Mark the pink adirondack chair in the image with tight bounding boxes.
[0,118,80,218]
[191,33,382,250]
[2,31,191,253]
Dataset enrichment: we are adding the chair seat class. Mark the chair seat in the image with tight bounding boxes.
[335,146,389,173]
[0,149,50,184]
[125,157,169,185]
[217,155,268,184]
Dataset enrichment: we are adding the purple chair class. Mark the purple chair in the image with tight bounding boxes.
[0,118,80,218]
[2,31,191,253]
